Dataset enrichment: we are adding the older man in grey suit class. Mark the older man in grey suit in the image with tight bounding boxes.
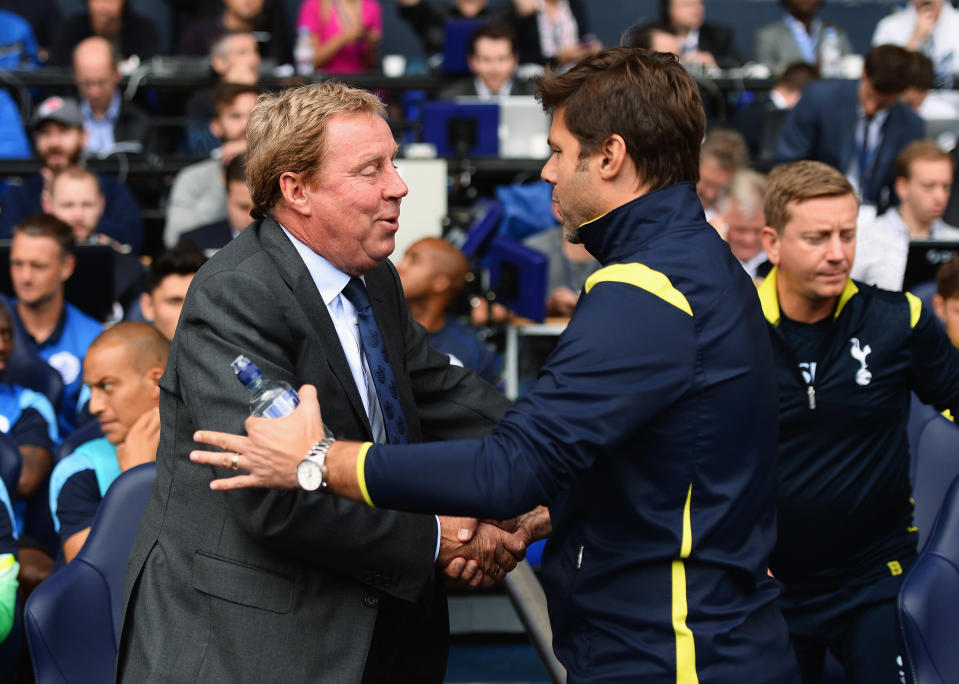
[753,0,852,71]
[116,83,524,682]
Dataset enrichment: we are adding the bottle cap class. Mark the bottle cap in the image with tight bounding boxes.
[231,355,262,386]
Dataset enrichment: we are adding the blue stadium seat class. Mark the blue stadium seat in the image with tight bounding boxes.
[23,462,156,683]
[908,393,940,484]
[911,414,959,550]
[899,473,959,684]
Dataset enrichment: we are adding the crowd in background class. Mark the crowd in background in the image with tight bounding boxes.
[2,0,959,680]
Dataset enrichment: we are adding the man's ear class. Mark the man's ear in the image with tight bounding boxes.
[762,226,781,265]
[210,117,224,140]
[139,292,155,323]
[933,293,946,321]
[278,172,311,217]
[60,253,76,282]
[147,367,164,398]
[597,134,627,181]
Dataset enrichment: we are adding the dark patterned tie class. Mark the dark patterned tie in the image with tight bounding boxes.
[341,277,408,444]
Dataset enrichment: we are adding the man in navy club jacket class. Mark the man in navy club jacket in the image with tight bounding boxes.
[194,47,800,683]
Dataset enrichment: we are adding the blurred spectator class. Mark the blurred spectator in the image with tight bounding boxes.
[396,237,500,384]
[140,242,206,340]
[620,21,681,55]
[714,169,769,278]
[138,243,207,341]
[872,0,959,78]
[753,0,853,73]
[660,0,741,68]
[9,214,103,435]
[50,0,161,66]
[0,91,30,161]
[397,0,506,58]
[731,62,818,161]
[439,23,535,98]
[900,51,947,117]
[296,0,382,74]
[512,0,600,69]
[183,31,261,156]
[72,37,155,158]
[697,127,749,220]
[42,166,145,316]
[177,0,291,66]
[934,255,959,347]
[523,201,600,318]
[49,322,166,563]
[0,299,57,504]
[0,7,40,68]
[165,83,257,245]
[853,140,959,290]
[179,153,252,252]
[0,0,61,62]
[777,45,924,210]
[0,96,144,252]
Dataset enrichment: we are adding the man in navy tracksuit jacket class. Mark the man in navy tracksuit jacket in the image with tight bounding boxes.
[194,49,800,682]
[758,160,959,683]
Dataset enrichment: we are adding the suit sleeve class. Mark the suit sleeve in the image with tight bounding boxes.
[363,282,696,519]
[178,266,439,603]
[98,178,144,253]
[776,89,818,163]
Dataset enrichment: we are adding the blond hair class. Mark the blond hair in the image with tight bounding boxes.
[717,168,766,219]
[245,82,385,218]
[764,161,856,234]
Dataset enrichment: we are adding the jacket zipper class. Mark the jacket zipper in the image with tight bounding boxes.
[807,385,816,410]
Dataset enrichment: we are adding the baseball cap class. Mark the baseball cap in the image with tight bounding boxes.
[32,96,84,130]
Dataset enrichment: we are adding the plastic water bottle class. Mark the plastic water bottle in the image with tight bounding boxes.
[819,27,842,78]
[232,355,300,418]
[294,27,314,77]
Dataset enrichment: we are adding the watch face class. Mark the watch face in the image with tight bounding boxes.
[297,459,323,491]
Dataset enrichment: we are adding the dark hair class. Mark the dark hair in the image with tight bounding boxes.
[701,127,749,170]
[468,23,517,56]
[211,82,260,117]
[906,50,936,92]
[146,243,207,293]
[864,44,914,94]
[937,254,959,300]
[536,47,705,190]
[620,22,677,50]
[13,213,76,257]
[777,62,819,92]
[224,151,247,185]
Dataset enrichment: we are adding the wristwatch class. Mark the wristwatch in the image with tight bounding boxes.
[297,437,335,491]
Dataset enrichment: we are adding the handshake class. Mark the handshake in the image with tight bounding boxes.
[437,508,548,588]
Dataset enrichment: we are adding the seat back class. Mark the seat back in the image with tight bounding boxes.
[908,393,939,483]
[24,462,156,682]
[899,474,959,684]
[912,415,959,549]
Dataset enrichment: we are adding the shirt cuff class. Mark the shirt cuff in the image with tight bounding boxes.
[434,516,441,561]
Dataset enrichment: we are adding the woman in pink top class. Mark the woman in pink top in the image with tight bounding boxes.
[297,0,382,73]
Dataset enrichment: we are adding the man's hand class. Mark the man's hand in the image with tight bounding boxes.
[909,2,938,50]
[116,408,161,472]
[437,516,527,588]
[546,287,579,317]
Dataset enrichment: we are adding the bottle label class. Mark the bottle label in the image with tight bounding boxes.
[261,389,300,419]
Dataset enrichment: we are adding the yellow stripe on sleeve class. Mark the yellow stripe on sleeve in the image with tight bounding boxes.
[355,442,375,507]
[905,291,922,329]
[672,484,698,684]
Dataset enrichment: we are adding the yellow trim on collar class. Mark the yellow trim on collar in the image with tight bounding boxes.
[904,291,922,329]
[755,266,858,324]
[585,263,693,316]
[356,442,375,507]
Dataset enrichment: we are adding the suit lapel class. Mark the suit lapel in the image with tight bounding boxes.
[258,219,373,437]
[838,85,860,173]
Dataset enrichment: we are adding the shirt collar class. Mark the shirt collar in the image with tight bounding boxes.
[757,265,859,326]
[278,223,358,305]
[473,77,512,98]
[81,90,121,124]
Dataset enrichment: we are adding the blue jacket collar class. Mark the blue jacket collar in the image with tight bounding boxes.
[577,182,705,265]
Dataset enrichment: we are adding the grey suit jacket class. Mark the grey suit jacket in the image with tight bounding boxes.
[116,217,510,682]
[753,18,853,71]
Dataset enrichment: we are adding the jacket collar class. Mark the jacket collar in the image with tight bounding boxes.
[757,265,859,326]
[577,182,705,265]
